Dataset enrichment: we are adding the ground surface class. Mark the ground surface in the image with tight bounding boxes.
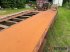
[0,8,32,16]
[43,7,70,52]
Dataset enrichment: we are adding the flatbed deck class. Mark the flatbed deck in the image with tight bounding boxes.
[0,9,57,52]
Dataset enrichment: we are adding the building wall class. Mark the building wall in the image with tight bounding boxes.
[53,0,63,6]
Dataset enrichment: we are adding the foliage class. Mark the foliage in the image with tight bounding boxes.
[0,0,27,8]
[63,0,70,9]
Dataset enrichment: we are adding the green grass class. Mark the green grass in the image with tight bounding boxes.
[0,8,32,16]
[43,7,70,52]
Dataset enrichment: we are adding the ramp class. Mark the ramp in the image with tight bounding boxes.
[0,9,57,52]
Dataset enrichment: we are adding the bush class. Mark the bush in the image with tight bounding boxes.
[63,0,70,9]
[0,0,27,8]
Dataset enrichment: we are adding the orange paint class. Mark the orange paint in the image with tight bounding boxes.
[0,9,57,52]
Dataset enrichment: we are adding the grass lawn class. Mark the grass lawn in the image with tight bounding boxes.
[43,7,70,52]
[0,8,32,16]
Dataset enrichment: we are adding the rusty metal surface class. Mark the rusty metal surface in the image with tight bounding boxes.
[0,10,33,22]
[0,11,39,31]
[0,9,57,52]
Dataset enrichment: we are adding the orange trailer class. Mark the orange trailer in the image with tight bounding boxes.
[0,9,57,52]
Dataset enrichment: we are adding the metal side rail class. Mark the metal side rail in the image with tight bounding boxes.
[0,12,39,31]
